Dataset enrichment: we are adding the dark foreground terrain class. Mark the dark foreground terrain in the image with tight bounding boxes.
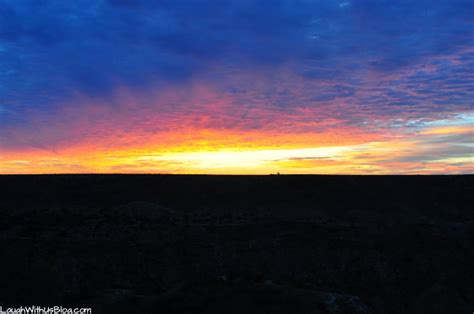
[0,174,473,313]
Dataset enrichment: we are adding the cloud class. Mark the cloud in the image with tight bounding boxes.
[0,0,473,173]
[1,0,472,107]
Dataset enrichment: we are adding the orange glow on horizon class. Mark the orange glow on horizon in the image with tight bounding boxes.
[1,85,472,175]
[1,122,472,174]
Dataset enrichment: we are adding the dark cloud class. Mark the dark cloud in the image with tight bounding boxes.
[0,0,473,141]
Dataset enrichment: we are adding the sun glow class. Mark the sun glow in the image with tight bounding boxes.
[1,113,472,174]
[137,145,362,169]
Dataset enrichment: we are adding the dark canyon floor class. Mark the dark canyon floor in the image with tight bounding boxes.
[0,174,473,314]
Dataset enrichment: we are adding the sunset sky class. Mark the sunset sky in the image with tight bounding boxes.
[0,0,473,174]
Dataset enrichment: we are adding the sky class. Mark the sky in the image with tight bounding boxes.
[0,0,473,174]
